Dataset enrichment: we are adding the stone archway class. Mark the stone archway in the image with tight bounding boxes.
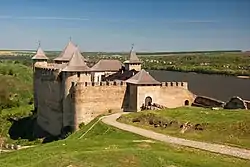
[145,96,153,107]
[184,100,189,106]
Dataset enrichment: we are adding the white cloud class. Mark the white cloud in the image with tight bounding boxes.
[0,15,218,24]
[0,15,89,21]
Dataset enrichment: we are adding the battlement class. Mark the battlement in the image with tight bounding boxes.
[73,81,188,88]
[74,81,127,88]
[35,66,61,81]
[161,82,188,89]
[35,63,58,71]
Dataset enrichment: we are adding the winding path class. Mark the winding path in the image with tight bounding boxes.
[102,113,250,160]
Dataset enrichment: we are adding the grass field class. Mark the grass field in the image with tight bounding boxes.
[118,107,250,149]
[0,117,249,167]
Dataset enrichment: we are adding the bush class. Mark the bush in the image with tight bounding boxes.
[79,122,85,129]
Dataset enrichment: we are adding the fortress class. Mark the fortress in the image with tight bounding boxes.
[32,40,195,136]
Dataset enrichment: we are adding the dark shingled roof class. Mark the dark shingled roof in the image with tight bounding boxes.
[32,47,48,60]
[126,69,161,85]
[62,47,90,72]
[91,60,122,72]
[54,41,77,61]
[104,69,138,81]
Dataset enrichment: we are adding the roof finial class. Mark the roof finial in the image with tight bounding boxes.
[69,36,72,41]
[131,43,134,51]
[38,40,41,47]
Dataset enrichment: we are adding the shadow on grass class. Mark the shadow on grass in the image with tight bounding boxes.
[7,110,54,144]
[8,115,36,141]
[7,110,74,144]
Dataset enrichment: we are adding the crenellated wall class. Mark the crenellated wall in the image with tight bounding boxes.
[34,67,195,135]
[136,82,194,110]
[71,81,128,130]
[160,82,188,89]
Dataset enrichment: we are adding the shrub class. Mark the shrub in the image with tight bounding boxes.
[79,122,85,129]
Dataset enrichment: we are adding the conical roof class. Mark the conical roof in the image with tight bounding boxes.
[32,46,48,60]
[124,45,141,64]
[54,40,77,61]
[128,49,141,63]
[126,69,161,85]
[62,47,90,72]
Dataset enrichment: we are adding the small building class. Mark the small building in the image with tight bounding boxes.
[125,69,194,111]
[90,59,123,82]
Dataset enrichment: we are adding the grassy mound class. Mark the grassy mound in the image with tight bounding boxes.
[118,107,250,149]
[0,61,33,110]
[0,118,249,167]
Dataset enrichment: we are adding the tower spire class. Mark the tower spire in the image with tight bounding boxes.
[38,40,41,48]
[131,43,134,51]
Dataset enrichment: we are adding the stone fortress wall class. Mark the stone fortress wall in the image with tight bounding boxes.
[34,64,195,136]
[32,41,195,136]
[71,81,194,132]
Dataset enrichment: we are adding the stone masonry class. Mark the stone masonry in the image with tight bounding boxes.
[32,41,195,136]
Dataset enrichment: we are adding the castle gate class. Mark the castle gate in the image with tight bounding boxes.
[145,96,152,107]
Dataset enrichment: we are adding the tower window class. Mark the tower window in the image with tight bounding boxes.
[77,72,80,78]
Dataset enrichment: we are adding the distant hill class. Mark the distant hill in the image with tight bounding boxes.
[0,49,243,56]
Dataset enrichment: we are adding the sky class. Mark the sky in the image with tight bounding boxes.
[0,0,249,52]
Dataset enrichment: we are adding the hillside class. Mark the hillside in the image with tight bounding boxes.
[0,118,249,167]
[0,61,33,110]
[118,107,250,149]
[141,52,250,76]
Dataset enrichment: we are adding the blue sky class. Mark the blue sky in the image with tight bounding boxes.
[0,0,249,52]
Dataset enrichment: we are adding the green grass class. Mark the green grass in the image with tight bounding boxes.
[0,117,249,167]
[118,107,250,149]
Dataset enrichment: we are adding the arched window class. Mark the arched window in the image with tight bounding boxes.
[184,100,189,106]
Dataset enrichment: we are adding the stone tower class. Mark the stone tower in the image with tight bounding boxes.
[125,69,161,111]
[31,43,49,112]
[61,47,91,130]
[124,45,142,71]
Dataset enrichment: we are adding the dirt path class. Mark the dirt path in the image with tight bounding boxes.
[102,113,250,160]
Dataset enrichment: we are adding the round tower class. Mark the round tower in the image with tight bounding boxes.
[61,47,91,131]
[31,42,49,112]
